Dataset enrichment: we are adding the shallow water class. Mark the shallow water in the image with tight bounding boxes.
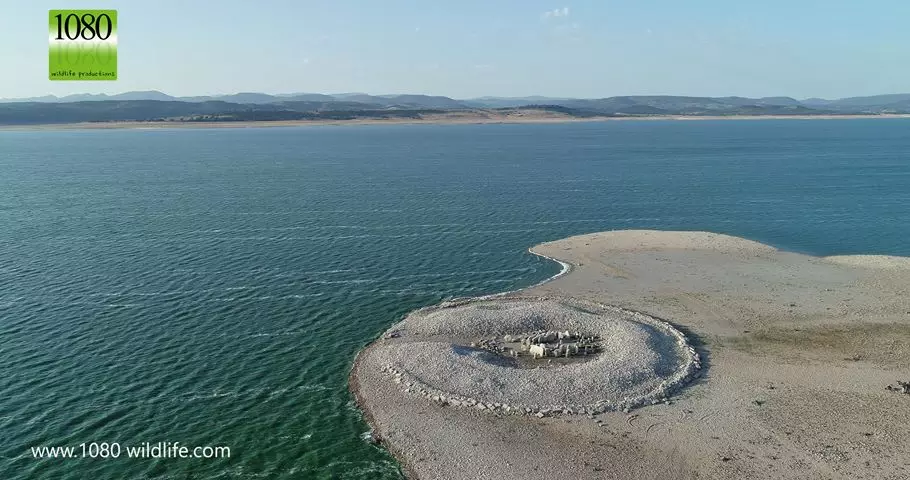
[2,119,909,478]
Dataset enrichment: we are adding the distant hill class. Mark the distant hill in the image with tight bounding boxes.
[826,94,910,107]
[280,93,338,102]
[378,94,467,109]
[5,90,910,114]
[718,96,802,107]
[211,92,283,104]
[801,94,910,112]
[2,91,909,125]
[0,100,243,124]
[311,93,468,109]
[2,91,178,103]
[109,91,176,101]
[463,96,573,108]
[0,91,469,109]
[546,96,839,116]
[0,100,453,125]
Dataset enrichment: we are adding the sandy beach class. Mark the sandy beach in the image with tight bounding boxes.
[351,230,910,479]
[2,112,909,131]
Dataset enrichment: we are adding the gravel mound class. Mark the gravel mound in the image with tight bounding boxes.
[374,297,701,415]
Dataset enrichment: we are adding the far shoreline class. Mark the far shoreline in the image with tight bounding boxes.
[2,113,910,132]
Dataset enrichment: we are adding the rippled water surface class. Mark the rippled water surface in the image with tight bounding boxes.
[2,119,909,478]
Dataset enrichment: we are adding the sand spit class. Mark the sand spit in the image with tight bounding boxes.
[351,230,910,479]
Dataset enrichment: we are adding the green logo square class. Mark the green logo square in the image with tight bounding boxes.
[48,10,118,81]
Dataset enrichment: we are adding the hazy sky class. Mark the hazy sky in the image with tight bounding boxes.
[2,0,909,99]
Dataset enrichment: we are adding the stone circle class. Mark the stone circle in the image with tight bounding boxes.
[374,296,702,416]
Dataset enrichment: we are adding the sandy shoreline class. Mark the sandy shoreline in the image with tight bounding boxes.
[2,113,909,131]
[351,230,910,479]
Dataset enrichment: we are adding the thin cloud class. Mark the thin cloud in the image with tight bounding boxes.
[550,22,583,42]
[542,7,570,19]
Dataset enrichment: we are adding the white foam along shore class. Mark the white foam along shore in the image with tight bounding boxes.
[526,249,572,284]
[350,230,910,480]
[471,249,572,301]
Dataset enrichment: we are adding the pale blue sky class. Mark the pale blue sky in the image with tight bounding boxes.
[2,0,908,99]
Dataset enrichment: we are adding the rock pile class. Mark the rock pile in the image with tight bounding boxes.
[514,330,599,359]
[886,381,910,395]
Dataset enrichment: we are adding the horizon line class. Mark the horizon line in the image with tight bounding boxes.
[4,90,910,103]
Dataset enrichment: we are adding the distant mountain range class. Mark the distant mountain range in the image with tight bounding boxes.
[6,90,910,112]
[2,91,909,125]
[0,91,471,110]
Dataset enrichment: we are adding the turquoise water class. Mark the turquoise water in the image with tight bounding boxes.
[2,119,910,479]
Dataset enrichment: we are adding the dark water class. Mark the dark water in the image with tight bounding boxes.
[1,119,909,479]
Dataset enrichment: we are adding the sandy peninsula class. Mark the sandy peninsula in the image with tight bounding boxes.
[350,230,910,479]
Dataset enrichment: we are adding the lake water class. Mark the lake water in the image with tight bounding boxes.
[2,119,909,479]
